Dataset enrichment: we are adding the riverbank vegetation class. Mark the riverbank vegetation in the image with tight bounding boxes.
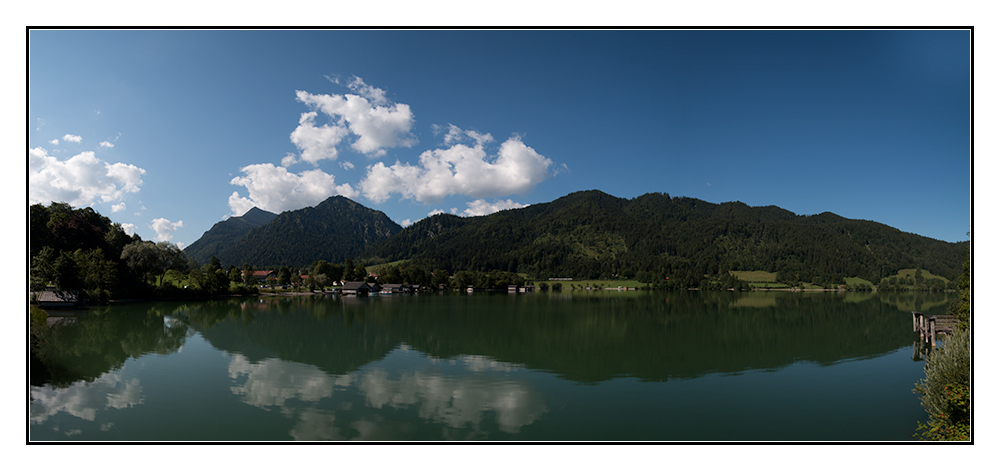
[913,246,971,441]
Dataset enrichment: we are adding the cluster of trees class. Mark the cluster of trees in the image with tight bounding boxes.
[30,202,260,302]
[31,203,142,302]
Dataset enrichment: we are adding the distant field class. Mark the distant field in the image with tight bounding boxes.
[877,268,951,287]
[730,271,777,282]
[729,271,791,288]
[366,260,410,274]
[891,268,950,283]
[843,276,874,287]
[556,279,648,289]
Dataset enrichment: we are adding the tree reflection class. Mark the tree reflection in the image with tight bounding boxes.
[30,304,190,387]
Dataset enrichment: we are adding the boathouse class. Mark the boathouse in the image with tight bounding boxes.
[37,290,86,309]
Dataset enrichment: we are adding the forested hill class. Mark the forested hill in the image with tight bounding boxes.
[184,207,277,265]
[363,190,967,285]
[189,196,402,268]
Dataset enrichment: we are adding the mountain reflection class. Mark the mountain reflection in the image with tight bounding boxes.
[183,291,947,384]
[225,346,547,440]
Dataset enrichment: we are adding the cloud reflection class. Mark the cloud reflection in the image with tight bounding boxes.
[228,354,337,408]
[357,367,546,434]
[225,347,547,439]
[30,370,143,425]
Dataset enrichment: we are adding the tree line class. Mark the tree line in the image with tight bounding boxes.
[30,202,261,302]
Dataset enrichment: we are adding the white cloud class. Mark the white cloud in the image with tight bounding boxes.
[435,123,493,147]
[460,199,527,217]
[280,152,298,167]
[63,134,82,143]
[120,223,137,236]
[340,161,355,170]
[29,147,146,207]
[100,141,114,148]
[111,202,126,212]
[400,219,412,227]
[149,218,184,242]
[294,77,416,159]
[288,111,349,165]
[359,136,553,204]
[347,76,388,106]
[228,163,358,216]
[49,139,59,145]
[428,209,446,217]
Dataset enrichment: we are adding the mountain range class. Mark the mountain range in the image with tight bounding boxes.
[184,190,967,284]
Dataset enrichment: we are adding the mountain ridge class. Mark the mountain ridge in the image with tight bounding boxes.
[361,189,966,284]
[185,190,967,285]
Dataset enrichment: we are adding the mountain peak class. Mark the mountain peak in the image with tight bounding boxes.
[239,207,278,226]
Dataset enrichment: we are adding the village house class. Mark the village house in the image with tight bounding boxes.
[242,270,274,284]
[379,283,414,294]
[341,281,382,295]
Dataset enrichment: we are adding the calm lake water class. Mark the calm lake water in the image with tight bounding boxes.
[29,290,952,441]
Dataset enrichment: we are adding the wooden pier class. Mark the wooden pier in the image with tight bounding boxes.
[912,311,958,349]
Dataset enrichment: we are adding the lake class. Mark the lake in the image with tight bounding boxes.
[28,289,952,441]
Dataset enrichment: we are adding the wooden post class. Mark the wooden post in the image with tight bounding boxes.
[929,317,937,350]
[913,312,919,332]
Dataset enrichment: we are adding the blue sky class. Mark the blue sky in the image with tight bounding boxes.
[28,29,971,248]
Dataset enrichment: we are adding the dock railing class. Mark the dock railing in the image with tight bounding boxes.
[912,311,958,349]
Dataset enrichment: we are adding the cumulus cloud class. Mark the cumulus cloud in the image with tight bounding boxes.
[149,218,183,242]
[400,219,412,227]
[280,153,299,167]
[49,139,59,145]
[111,202,126,213]
[100,141,114,148]
[360,135,552,204]
[346,76,388,105]
[434,123,493,147]
[289,111,349,165]
[29,147,146,207]
[228,163,358,216]
[120,223,137,236]
[292,77,416,160]
[460,199,527,217]
[63,134,83,143]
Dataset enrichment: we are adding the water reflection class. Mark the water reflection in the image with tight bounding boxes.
[225,346,546,440]
[30,369,143,428]
[29,291,948,441]
[356,364,546,434]
[228,354,341,410]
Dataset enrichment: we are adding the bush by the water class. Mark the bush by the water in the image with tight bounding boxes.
[913,322,971,440]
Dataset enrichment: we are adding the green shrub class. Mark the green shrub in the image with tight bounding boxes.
[914,327,971,440]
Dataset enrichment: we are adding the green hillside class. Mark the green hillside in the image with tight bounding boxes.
[363,190,967,287]
[202,196,402,268]
[184,207,277,265]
